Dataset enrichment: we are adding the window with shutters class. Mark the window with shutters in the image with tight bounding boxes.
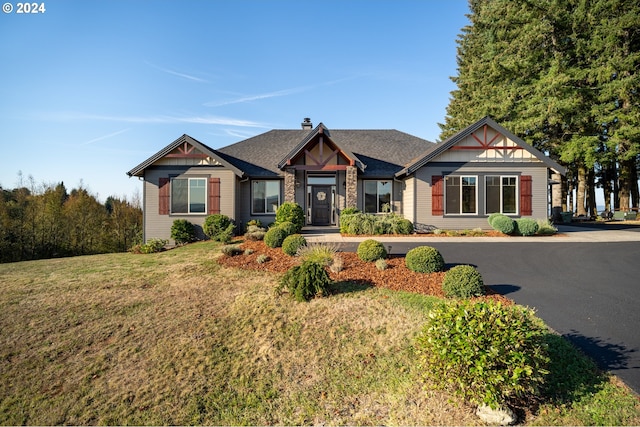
[445,176,477,214]
[485,176,517,215]
[171,177,207,214]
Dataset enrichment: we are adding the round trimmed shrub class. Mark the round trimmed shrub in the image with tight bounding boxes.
[170,219,196,245]
[487,212,505,228]
[282,234,307,256]
[397,218,414,235]
[357,239,387,262]
[491,214,516,235]
[405,246,445,273]
[442,265,485,298]
[415,300,550,408]
[515,218,539,236]
[263,226,288,248]
[275,202,304,233]
[277,221,298,237]
[278,260,331,302]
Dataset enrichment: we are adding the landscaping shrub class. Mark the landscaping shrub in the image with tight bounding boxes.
[396,218,414,235]
[375,258,388,271]
[415,300,550,408]
[263,226,288,248]
[244,225,266,241]
[487,212,505,227]
[442,265,485,298]
[171,219,196,245]
[275,202,304,233]
[357,239,387,262]
[515,218,539,236]
[536,218,557,235]
[203,214,235,242]
[297,241,340,266]
[277,260,331,302]
[329,254,344,273]
[282,234,307,256]
[405,246,445,273]
[220,244,243,256]
[246,219,262,228]
[277,221,298,236]
[341,207,360,216]
[491,214,516,235]
[256,254,269,264]
[130,238,167,254]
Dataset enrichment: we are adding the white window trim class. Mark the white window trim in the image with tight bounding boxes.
[485,175,519,216]
[170,177,207,215]
[444,175,478,215]
[251,180,281,215]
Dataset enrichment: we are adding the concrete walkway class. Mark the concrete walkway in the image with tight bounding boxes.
[302,223,640,243]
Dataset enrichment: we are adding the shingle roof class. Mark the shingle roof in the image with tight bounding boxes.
[217,127,434,177]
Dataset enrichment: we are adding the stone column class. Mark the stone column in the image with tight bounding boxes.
[550,171,563,223]
[284,167,296,203]
[345,166,358,208]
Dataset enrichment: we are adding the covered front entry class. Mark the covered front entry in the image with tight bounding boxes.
[307,176,336,226]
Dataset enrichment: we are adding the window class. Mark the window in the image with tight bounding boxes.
[445,176,477,214]
[364,180,392,213]
[170,177,206,214]
[486,176,517,214]
[252,180,280,214]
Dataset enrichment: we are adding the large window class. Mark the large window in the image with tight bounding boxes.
[171,177,206,214]
[445,176,477,214]
[486,176,517,214]
[252,180,280,214]
[364,180,392,213]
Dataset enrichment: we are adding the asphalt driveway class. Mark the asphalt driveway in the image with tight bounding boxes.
[333,227,640,394]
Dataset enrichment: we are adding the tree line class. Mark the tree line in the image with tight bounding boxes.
[440,0,639,216]
[0,175,142,263]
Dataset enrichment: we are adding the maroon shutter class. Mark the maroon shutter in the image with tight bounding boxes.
[432,175,444,216]
[520,175,533,216]
[208,178,220,214]
[159,177,170,215]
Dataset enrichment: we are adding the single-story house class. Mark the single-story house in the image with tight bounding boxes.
[127,116,565,243]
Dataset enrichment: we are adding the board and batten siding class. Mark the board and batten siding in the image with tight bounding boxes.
[413,164,549,230]
[143,166,236,244]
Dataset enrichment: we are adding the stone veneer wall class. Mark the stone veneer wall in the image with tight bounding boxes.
[345,166,358,208]
[284,167,296,203]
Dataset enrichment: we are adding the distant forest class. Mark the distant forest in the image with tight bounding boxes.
[0,174,142,263]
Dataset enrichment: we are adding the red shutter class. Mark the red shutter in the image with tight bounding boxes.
[208,178,220,214]
[432,175,444,216]
[158,177,170,215]
[520,175,533,216]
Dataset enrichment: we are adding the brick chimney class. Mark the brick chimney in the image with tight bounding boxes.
[301,117,313,130]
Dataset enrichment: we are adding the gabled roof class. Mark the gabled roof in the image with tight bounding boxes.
[217,127,433,178]
[126,134,244,178]
[276,123,366,171]
[396,116,566,177]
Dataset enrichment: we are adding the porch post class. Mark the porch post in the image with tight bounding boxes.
[284,167,296,203]
[345,166,358,208]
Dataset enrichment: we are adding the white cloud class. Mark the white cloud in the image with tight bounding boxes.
[80,128,129,146]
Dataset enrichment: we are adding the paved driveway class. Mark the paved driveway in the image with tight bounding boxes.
[330,226,640,394]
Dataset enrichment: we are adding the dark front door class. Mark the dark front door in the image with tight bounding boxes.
[311,185,331,225]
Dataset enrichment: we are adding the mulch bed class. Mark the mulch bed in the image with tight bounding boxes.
[217,240,511,304]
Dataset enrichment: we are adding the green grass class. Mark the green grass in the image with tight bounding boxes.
[0,241,638,425]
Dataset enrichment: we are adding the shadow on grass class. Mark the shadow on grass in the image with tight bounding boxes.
[540,331,633,405]
[328,280,373,295]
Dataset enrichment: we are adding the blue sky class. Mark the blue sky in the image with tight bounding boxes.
[0,0,470,201]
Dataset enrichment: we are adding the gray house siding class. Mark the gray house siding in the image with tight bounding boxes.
[143,166,236,244]
[402,176,416,224]
[414,163,549,230]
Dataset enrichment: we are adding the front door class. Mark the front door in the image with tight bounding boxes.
[311,185,331,225]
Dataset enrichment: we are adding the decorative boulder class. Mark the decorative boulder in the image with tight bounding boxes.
[476,404,517,426]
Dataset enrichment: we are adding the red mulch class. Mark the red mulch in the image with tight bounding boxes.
[217,240,512,304]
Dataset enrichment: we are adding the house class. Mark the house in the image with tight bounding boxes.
[127,116,565,243]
